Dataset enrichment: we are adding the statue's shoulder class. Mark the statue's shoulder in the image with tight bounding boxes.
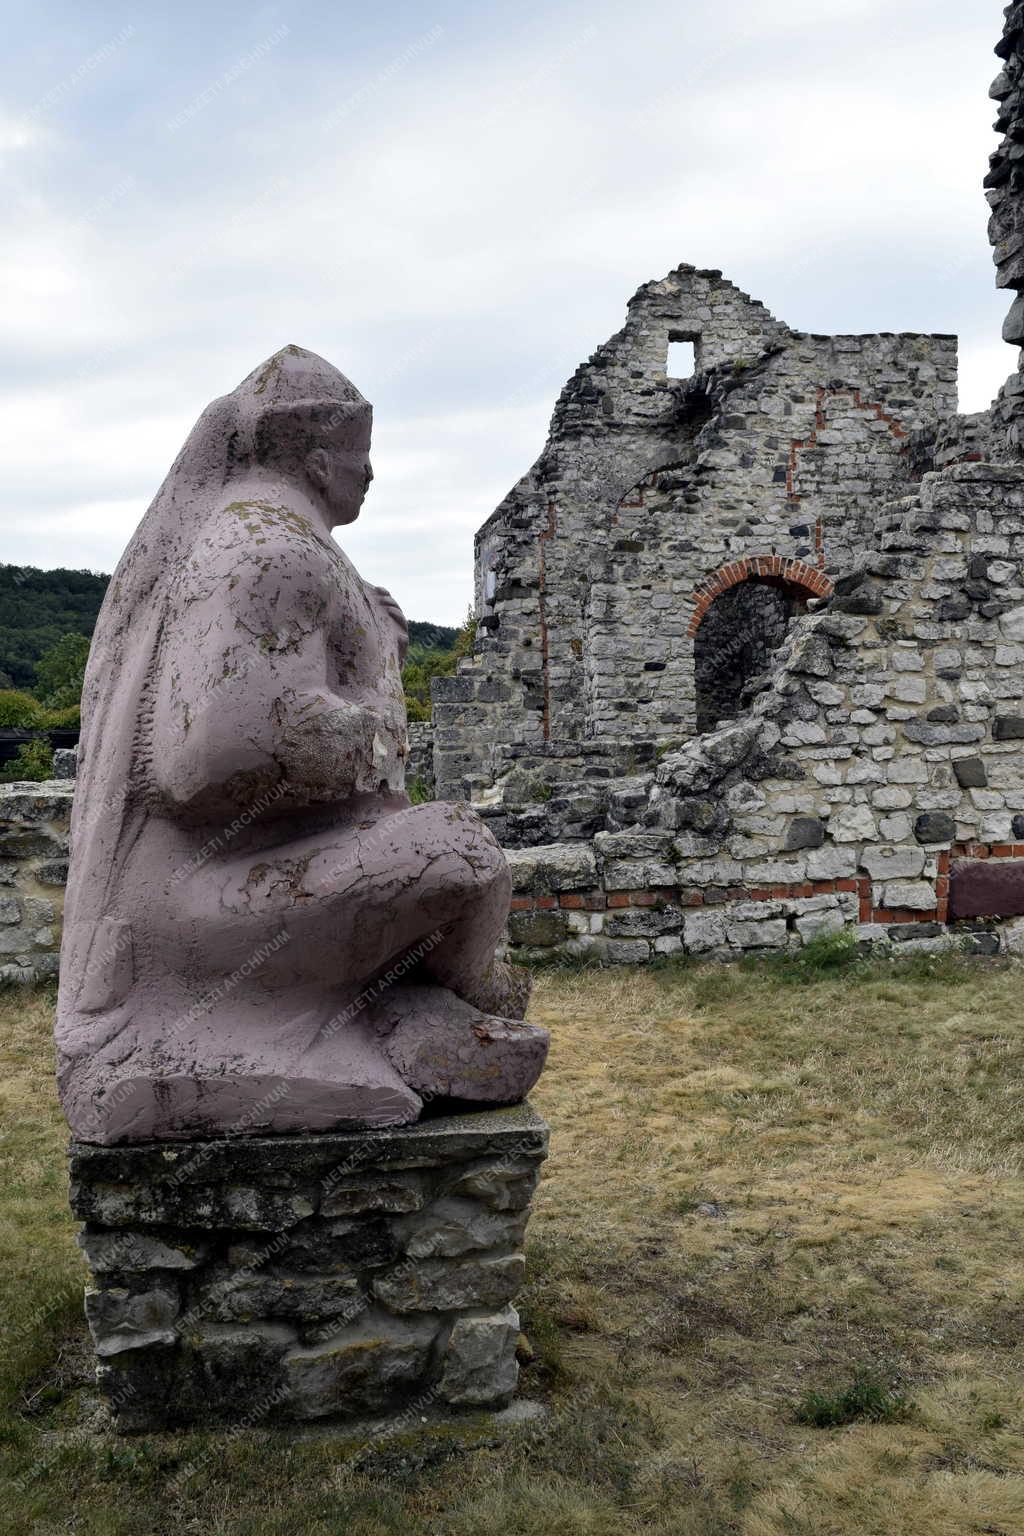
[207,497,325,552]
[179,497,337,579]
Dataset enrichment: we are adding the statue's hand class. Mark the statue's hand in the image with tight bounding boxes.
[300,691,407,795]
[370,585,409,664]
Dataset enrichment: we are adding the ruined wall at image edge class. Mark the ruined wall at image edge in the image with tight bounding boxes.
[504,461,1024,961]
[0,782,72,982]
[431,265,962,803]
[988,0,1024,455]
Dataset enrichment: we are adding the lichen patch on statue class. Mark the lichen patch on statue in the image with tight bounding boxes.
[55,346,548,1143]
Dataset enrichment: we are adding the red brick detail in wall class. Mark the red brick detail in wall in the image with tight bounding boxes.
[537,501,556,741]
[935,849,951,923]
[515,876,870,912]
[786,385,910,510]
[952,842,1024,859]
[687,556,833,638]
[519,847,1024,931]
[512,874,956,929]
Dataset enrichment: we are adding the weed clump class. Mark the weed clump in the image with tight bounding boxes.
[742,927,860,984]
[795,1370,913,1428]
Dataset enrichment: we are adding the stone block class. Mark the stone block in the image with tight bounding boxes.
[887,676,927,704]
[1000,603,1024,642]
[442,1158,539,1212]
[980,812,1013,842]
[872,785,913,810]
[829,804,877,842]
[373,1253,525,1313]
[0,782,74,821]
[396,1198,528,1259]
[601,858,678,891]
[860,846,926,880]
[725,918,787,949]
[0,829,66,860]
[881,880,937,911]
[438,1306,519,1406]
[795,908,845,942]
[52,747,78,779]
[887,922,943,943]
[784,817,825,851]
[203,1269,361,1324]
[189,1324,297,1415]
[603,907,684,939]
[283,1313,438,1419]
[950,859,1024,920]
[320,1174,425,1218]
[953,757,988,789]
[683,909,727,952]
[77,1230,208,1273]
[1000,917,1024,955]
[806,845,858,880]
[70,1107,547,1428]
[914,812,957,845]
[508,910,569,947]
[85,1284,180,1356]
[504,843,598,895]
[593,829,674,862]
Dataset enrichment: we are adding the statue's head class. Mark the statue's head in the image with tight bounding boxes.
[233,345,374,526]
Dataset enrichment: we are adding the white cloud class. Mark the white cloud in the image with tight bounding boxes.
[0,0,1016,622]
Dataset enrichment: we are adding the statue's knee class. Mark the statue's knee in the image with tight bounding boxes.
[414,801,509,899]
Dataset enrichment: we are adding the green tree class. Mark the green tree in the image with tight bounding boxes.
[0,563,108,689]
[401,608,475,722]
[0,737,53,782]
[34,632,91,709]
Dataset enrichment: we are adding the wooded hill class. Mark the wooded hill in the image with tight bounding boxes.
[0,563,457,691]
[0,565,108,690]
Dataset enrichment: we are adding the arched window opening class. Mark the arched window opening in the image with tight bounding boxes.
[694,578,808,733]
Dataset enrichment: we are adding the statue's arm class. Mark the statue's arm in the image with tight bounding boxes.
[149,525,396,818]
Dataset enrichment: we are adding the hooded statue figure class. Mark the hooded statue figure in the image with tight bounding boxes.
[56,346,548,1143]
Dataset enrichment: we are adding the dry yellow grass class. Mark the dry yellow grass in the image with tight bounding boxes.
[3,951,1024,1534]
[523,956,1024,1534]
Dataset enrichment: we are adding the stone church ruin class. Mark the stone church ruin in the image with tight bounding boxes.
[423,2,1024,964]
[433,266,959,805]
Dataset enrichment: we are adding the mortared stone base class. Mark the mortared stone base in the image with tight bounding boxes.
[69,1103,548,1431]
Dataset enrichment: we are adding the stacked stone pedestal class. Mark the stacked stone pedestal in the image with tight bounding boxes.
[69,1104,547,1432]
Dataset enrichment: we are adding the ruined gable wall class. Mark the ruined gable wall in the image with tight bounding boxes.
[434,266,790,799]
[985,0,1024,455]
[584,329,957,742]
[435,266,958,801]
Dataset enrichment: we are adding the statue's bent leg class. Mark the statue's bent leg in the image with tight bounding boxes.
[196,800,546,1105]
[209,801,521,1008]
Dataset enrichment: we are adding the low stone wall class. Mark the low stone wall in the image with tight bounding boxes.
[0,781,73,983]
[71,1103,548,1431]
[506,841,1024,961]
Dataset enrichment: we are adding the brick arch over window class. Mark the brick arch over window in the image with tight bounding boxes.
[687,557,833,638]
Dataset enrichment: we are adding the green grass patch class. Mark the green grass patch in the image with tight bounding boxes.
[795,1370,913,1428]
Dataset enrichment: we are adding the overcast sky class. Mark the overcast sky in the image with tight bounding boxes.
[0,0,1013,625]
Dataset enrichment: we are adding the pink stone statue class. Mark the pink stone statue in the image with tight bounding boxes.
[56,347,548,1143]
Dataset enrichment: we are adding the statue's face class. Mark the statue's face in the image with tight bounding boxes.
[306,419,373,526]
